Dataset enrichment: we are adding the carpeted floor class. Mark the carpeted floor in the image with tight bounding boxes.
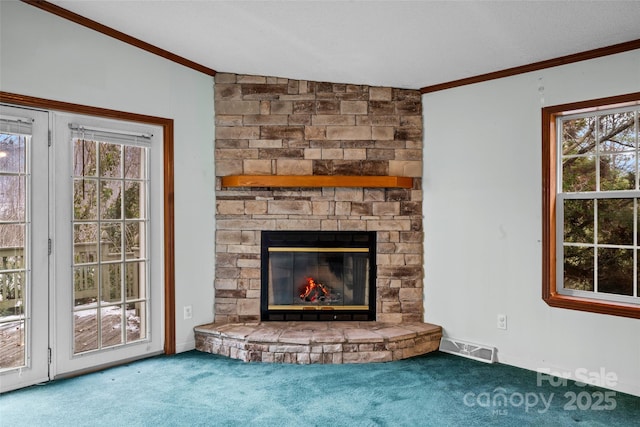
[1,350,638,426]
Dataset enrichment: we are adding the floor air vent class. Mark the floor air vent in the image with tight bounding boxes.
[439,337,495,363]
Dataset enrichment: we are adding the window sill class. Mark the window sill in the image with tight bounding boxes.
[543,292,640,319]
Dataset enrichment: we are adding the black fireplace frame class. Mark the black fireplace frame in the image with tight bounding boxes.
[260,230,377,321]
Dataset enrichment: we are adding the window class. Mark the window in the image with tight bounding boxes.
[543,92,640,318]
[70,126,150,353]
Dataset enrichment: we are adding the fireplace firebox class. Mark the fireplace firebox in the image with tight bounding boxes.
[261,231,376,321]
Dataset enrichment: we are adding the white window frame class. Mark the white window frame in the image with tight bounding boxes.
[556,106,640,305]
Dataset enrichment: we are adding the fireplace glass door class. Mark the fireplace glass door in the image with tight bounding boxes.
[261,231,376,321]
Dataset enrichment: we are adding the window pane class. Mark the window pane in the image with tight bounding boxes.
[0,224,24,254]
[563,246,594,291]
[0,272,24,315]
[74,223,98,264]
[600,154,635,191]
[100,180,122,220]
[74,179,98,220]
[599,112,636,153]
[0,135,26,174]
[73,139,96,177]
[74,266,97,307]
[126,301,145,343]
[597,198,633,245]
[598,248,633,296]
[0,250,24,270]
[563,156,596,192]
[101,264,122,303]
[0,175,25,222]
[124,146,144,179]
[74,308,98,354]
[125,221,144,259]
[101,305,123,348]
[563,117,596,156]
[0,321,25,369]
[99,142,122,178]
[125,261,146,300]
[124,181,142,219]
[563,199,594,243]
[100,223,122,261]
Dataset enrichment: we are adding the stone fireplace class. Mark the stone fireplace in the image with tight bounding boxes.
[195,73,441,364]
[212,73,424,324]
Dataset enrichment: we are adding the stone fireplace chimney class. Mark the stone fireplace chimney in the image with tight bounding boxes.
[214,73,423,324]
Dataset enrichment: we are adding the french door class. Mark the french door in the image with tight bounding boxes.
[0,105,49,392]
[51,112,164,377]
[0,106,164,393]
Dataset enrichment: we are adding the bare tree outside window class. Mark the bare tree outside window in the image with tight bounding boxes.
[560,108,640,300]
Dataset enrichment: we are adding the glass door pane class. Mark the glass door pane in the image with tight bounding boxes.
[0,106,49,393]
[0,131,27,369]
[72,137,149,354]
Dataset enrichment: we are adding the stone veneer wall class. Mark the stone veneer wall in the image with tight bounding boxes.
[214,73,423,323]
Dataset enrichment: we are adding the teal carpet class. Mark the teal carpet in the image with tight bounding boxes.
[1,351,638,426]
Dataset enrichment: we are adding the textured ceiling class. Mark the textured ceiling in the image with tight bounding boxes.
[51,0,640,89]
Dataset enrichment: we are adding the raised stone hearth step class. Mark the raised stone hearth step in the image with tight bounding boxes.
[194,321,442,364]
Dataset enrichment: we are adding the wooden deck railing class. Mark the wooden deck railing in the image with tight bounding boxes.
[0,243,140,315]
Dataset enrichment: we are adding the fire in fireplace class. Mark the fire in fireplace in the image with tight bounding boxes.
[299,277,331,302]
[261,231,376,321]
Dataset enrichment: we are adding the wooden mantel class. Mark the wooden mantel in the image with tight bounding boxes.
[221,175,414,189]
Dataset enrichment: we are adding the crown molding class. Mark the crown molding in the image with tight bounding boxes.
[421,39,640,94]
[22,0,216,77]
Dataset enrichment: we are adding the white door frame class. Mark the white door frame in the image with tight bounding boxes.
[50,112,164,378]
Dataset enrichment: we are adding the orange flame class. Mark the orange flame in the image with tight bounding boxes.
[299,277,330,302]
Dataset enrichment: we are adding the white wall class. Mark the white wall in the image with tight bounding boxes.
[423,50,640,396]
[0,1,216,352]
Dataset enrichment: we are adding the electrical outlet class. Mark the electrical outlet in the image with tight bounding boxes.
[183,305,193,320]
[497,314,507,330]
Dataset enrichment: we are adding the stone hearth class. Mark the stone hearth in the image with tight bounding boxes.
[195,321,442,364]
